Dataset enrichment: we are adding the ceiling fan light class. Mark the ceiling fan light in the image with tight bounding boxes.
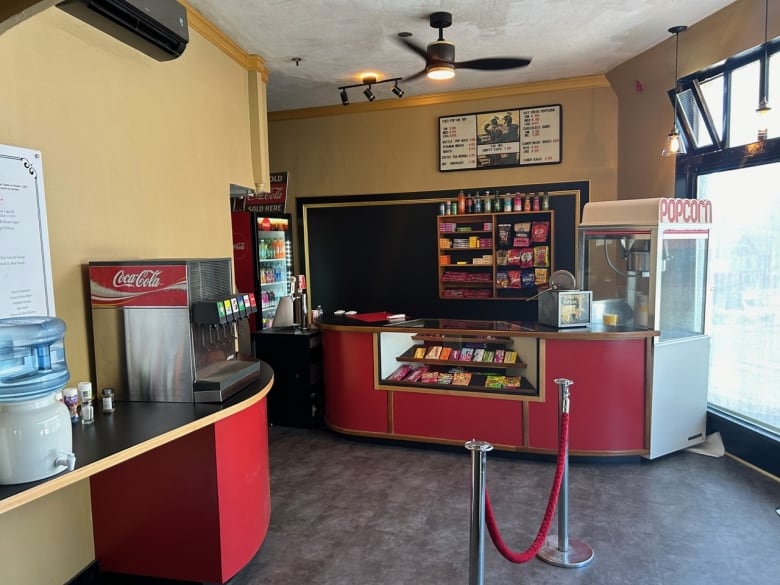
[427,66,455,80]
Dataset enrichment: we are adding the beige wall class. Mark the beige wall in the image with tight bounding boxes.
[608,0,779,198]
[270,0,778,211]
[0,7,255,585]
[269,77,618,201]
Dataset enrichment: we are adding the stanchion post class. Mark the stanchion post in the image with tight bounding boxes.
[537,378,595,568]
[465,439,493,585]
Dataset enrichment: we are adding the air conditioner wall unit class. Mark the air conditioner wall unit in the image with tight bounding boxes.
[57,0,188,61]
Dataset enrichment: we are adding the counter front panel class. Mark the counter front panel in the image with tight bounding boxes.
[319,318,654,456]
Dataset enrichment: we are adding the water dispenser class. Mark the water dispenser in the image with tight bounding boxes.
[0,316,75,484]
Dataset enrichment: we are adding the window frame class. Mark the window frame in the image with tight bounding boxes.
[672,37,780,155]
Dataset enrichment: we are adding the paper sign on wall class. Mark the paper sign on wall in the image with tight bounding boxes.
[0,144,55,318]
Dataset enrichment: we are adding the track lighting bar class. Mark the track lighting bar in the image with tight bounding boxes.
[337,76,404,105]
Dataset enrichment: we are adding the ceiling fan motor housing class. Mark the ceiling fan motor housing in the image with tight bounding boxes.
[429,40,455,64]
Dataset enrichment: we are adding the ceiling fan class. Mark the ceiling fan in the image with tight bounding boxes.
[398,11,532,82]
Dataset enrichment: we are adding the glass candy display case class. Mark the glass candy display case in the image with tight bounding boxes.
[578,197,713,458]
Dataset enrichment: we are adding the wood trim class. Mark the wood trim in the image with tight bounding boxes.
[269,74,611,121]
[180,0,268,79]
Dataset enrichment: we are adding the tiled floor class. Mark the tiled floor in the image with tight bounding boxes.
[106,425,780,585]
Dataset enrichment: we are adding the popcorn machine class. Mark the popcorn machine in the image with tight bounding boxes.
[578,198,713,458]
[89,258,260,404]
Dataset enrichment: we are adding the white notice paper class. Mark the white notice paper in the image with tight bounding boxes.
[0,144,55,318]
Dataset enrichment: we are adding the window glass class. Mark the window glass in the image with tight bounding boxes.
[699,75,724,144]
[700,164,780,434]
[768,52,780,139]
[728,61,760,147]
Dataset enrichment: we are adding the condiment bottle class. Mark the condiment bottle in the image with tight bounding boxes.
[102,387,115,414]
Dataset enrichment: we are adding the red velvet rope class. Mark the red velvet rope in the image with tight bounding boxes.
[484,412,570,563]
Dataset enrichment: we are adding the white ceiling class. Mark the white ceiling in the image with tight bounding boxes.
[184,0,738,113]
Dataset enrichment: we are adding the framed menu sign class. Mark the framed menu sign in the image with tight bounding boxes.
[0,144,55,318]
[439,104,561,172]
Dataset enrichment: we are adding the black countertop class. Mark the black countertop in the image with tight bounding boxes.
[0,361,273,510]
[316,314,655,337]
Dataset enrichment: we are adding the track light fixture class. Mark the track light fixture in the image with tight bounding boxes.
[662,25,688,157]
[336,76,404,105]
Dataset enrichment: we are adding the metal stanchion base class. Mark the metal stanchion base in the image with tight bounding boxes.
[537,535,594,568]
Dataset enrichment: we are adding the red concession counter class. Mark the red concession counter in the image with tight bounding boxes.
[318,317,657,456]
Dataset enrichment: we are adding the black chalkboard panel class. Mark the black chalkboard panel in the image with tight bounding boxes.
[297,182,588,322]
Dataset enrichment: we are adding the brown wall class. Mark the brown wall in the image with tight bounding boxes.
[608,0,780,198]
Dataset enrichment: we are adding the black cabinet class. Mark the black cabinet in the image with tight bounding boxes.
[254,328,323,428]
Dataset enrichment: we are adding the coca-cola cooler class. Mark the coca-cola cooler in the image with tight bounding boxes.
[88,258,260,403]
[232,212,293,330]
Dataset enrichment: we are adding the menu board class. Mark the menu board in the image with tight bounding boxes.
[439,104,561,172]
[0,144,55,318]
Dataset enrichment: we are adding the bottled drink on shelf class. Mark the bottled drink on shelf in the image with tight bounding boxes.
[457,190,466,214]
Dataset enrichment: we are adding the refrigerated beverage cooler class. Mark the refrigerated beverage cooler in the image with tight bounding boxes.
[231,212,293,330]
[88,258,260,404]
[578,197,713,459]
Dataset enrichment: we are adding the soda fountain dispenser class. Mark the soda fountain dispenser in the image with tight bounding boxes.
[88,258,260,404]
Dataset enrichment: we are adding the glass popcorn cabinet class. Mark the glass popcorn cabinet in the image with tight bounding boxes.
[578,197,713,458]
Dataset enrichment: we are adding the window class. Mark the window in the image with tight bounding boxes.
[675,37,780,152]
[677,34,780,476]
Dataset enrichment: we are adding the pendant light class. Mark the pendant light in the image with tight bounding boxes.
[756,0,772,141]
[662,25,688,157]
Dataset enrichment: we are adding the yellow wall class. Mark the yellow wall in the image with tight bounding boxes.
[0,7,255,584]
[269,77,618,201]
[269,0,776,214]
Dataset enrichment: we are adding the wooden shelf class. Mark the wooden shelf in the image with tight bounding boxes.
[396,356,527,370]
[437,210,553,301]
[383,377,537,397]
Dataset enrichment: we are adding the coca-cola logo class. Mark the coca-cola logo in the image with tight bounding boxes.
[234,242,246,251]
[112,269,163,289]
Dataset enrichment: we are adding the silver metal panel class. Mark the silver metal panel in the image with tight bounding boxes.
[125,308,194,402]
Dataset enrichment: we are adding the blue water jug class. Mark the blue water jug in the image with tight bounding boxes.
[0,316,70,402]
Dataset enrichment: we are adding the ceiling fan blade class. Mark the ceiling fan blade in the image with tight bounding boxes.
[397,36,428,61]
[455,57,532,70]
